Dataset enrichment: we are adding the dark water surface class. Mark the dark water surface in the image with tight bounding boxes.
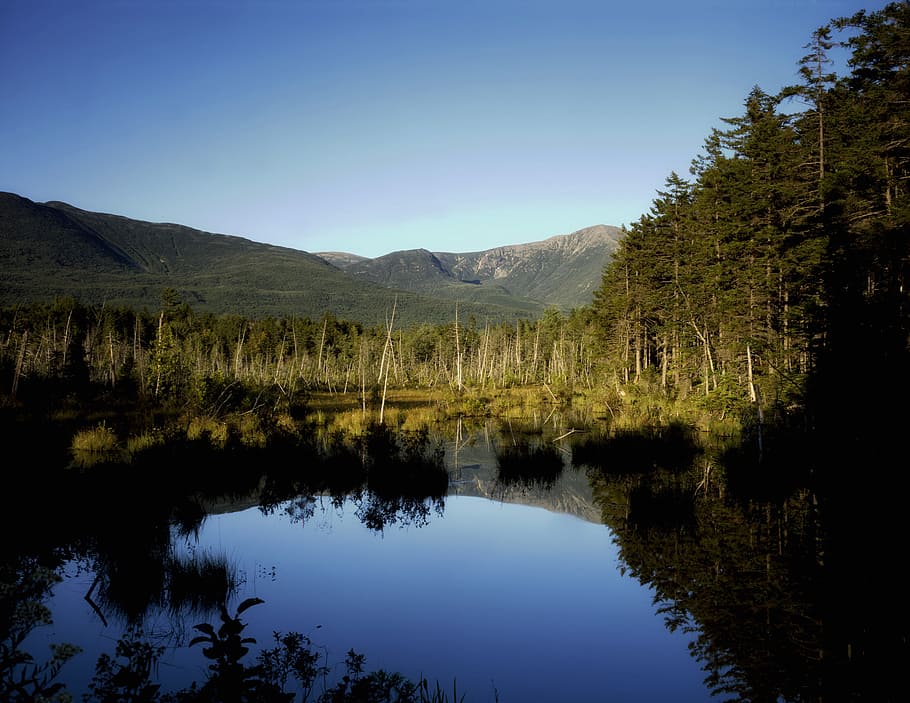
[35,495,706,702]
[9,414,909,702]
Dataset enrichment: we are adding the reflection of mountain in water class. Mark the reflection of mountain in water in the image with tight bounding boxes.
[192,419,603,524]
[444,427,601,524]
[200,438,602,525]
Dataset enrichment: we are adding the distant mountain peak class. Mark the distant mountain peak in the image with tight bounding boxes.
[319,224,622,310]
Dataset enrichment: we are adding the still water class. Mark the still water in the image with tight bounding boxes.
[24,422,712,702]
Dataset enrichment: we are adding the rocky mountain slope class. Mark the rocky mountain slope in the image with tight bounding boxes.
[317,224,621,311]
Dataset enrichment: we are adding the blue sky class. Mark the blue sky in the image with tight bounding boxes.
[0,0,887,258]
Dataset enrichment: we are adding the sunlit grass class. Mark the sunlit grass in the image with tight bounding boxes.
[126,429,166,454]
[71,422,119,453]
[238,413,267,448]
[321,408,370,435]
[187,415,229,447]
[273,411,299,435]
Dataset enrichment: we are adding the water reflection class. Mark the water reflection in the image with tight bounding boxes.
[572,421,908,702]
[3,410,907,701]
[495,440,564,491]
[2,419,458,701]
[255,422,448,533]
[446,416,600,522]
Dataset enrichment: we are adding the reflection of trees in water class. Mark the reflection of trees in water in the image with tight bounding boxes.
[576,422,907,702]
[355,493,445,533]
[578,429,821,701]
[261,422,449,533]
[0,557,81,702]
[0,419,454,700]
[494,440,564,491]
[10,414,905,701]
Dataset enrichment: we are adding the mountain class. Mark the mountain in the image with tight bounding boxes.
[317,224,621,311]
[0,192,618,325]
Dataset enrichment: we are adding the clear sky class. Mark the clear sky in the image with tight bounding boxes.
[0,0,888,258]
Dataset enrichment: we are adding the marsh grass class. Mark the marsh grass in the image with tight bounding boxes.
[167,551,238,616]
[71,422,125,467]
[186,415,229,447]
[72,422,119,453]
[418,678,468,703]
[126,429,166,454]
[237,413,267,448]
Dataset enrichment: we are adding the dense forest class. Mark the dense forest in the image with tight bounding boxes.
[592,3,909,427]
[2,3,908,446]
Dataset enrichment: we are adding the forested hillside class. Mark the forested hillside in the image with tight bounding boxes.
[0,193,544,326]
[590,2,909,434]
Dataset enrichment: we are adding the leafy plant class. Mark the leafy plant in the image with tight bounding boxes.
[186,597,289,702]
[257,631,328,703]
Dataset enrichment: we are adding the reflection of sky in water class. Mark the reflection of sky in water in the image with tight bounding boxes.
[32,496,709,702]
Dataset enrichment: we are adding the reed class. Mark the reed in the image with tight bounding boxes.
[418,677,467,703]
[167,551,238,616]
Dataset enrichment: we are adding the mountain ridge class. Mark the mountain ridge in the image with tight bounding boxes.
[317,224,621,310]
[1,192,619,324]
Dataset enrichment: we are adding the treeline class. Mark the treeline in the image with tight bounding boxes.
[591,3,909,419]
[0,294,600,406]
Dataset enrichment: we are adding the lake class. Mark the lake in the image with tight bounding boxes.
[35,493,709,702]
[7,412,908,702]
